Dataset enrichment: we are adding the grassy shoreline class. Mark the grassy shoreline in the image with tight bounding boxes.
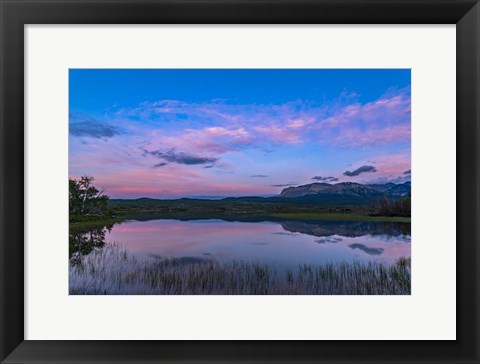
[69,211,410,234]
[69,245,411,295]
[69,216,126,234]
[270,212,411,223]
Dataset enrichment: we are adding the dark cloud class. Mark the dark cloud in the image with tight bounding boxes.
[403,169,411,175]
[348,243,384,256]
[311,176,339,182]
[250,174,268,178]
[315,237,343,244]
[153,162,167,168]
[145,149,218,165]
[343,165,377,177]
[204,165,214,169]
[69,115,121,139]
[271,183,297,187]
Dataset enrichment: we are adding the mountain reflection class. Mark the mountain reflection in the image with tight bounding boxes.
[121,214,411,240]
[280,220,410,238]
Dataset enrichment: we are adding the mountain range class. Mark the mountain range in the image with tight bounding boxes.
[280,181,411,200]
[110,182,411,207]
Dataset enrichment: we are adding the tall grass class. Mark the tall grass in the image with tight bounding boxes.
[69,245,410,295]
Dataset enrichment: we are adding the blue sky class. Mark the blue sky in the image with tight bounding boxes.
[69,69,411,198]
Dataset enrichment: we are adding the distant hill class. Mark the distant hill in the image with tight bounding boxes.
[280,181,411,201]
[109,182,411,209]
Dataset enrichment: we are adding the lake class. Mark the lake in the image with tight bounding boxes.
[69,217,411,294]
[102,218,411,267]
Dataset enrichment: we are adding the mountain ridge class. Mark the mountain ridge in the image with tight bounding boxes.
[280,181,411,199]
[109,182,410,206]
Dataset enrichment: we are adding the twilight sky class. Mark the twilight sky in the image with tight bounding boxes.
[69,69,411,199]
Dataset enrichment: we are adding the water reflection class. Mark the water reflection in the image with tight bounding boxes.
[91,217,411,266]
[69,225,112,264]
[348,243,384,256]
[315,237,343,244]
[148,254,211,264]
[281,220,410,238]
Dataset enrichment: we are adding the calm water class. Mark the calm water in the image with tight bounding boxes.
[102,218,410,266]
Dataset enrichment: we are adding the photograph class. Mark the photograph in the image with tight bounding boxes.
[68,69,411,295]
[2,0,478,360]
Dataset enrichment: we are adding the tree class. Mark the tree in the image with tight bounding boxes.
[69,175,109,219]
[368,192,411,217]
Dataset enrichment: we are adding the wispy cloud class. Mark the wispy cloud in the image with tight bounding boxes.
[318,89,411,147]
[357,153,411,184]
[403,169,411,175]
[70,80,410,198]
[108,88,410,154]
[116,99,315,148]
[343,165,377,177]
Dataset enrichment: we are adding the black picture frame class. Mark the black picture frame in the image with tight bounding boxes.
[1,0,479,363]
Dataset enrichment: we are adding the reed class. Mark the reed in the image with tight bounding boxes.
[69,245,410,295]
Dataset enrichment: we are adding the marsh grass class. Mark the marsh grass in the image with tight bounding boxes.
[69,245,410,295]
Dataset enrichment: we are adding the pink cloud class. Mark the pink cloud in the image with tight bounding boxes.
[330,123,411,148]
[253,125,302,144]
[373,153,411,177]
[344,153,411,184]
[145,129,252,156]
[102,181,273,199]
[108,90,410,152]
[114,99,323,147]
[70,89,411,198]
[318,90,411,147]
[323,93,410,128]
